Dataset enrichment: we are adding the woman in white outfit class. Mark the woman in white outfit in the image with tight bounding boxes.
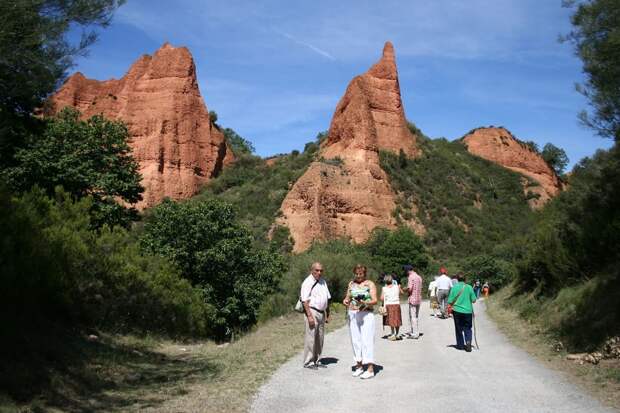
[343,264,378,379]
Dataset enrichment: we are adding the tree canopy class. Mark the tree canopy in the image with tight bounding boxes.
[140,198,285,338]
[0,0,124,166]
[542,143,569,175]
[3,108,143,227]
[564,0,620,141]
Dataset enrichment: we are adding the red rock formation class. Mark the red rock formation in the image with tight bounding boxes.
[278,42,421,252]
[49,43,234,209]
[461,127,563,208]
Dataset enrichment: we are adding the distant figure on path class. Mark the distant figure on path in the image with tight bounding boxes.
[482,282,490,298]
[381,274,402,340]
[473,279,481,298]
[406,265,423,339]
[343,264,378,379]
[300,262,331,369]
[448,273,477,352]
[436,267,452,319]
[428,275,439,317]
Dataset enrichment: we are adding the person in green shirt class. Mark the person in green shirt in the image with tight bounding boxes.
[447,272,477,352]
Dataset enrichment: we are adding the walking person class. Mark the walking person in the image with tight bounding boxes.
[300,262,331,369]
[473,279,481,298]
[448,272,477,352]
[406,265,423,339]
[482,281,490,298]
[436,267,452,319]
[343,264,377,379]
[428,275,439,317]
[381,274,402,341]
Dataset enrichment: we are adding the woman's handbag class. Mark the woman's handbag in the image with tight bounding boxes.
[378,306,387,316]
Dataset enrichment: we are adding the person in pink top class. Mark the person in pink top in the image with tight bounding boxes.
[405,265,423,339]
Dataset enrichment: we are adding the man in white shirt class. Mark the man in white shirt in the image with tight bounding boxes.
[300,262,331,369]
[435,267,453,319]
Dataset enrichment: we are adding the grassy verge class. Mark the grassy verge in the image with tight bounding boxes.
[1,307,347,413]
[486,288,620,410]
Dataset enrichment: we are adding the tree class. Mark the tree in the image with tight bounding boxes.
[542,143,569,175]
[366,227,429,277]
[523,140,540,153]
[3,108,143,227]
[209,110,218,124]
[223,127,255,156]
[140,198,285,338]
[563,0,620,141]
[0,0,124,167]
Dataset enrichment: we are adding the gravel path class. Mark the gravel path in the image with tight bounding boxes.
[251,300,615,413]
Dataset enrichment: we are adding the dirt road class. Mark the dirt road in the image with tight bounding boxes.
[251,300,614,413]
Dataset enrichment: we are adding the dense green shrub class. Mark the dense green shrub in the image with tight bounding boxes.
[140,198,286,338]
[0,186,208,339]
[510,144,620,349]
[459,254,516,288]
[366,227,429,276]
[3,108,143,227]
[380,138,535,261]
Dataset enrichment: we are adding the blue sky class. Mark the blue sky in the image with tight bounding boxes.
[70,0,613,168]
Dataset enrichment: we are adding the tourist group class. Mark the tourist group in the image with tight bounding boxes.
[299,262,486,379]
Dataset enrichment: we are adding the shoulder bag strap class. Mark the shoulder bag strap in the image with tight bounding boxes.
[449,285,466,306]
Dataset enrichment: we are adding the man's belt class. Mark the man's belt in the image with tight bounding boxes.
[310,306,325,314]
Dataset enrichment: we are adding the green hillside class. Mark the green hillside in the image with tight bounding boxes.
[380,134,536,262]
[199,129,537,268]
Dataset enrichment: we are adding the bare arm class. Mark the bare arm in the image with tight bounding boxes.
[366,281,378,306]
[303,299,315,327]
[343,282,352,306]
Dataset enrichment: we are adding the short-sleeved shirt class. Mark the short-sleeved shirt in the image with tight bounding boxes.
[407,271,423,305]
[436,274,452,290]
[447,282,477,314]
[382,284,400,305]
[300,274,331,311]
[428,280,438,297]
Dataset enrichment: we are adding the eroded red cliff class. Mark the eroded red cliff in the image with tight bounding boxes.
[278,42,421,252]
[462,127,563,208]
[49,43,234,209]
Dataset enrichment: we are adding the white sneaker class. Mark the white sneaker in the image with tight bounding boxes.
[352,368,364,377]
[360,370,375,379]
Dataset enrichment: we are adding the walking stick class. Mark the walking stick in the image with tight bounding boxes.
[472,309,480,350]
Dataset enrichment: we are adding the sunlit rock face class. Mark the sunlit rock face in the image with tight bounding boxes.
[462,127,564,209]
[278,42,421,252]
[50,43,234,209]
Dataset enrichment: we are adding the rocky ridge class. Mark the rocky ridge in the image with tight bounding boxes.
[461,127,563,208]
[278,42,420,252]
[49,43,234,209]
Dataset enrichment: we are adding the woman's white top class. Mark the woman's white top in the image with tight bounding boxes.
[382,284,400,305]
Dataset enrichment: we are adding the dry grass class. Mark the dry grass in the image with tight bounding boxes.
[486,289,620,411]
[2,309,346,413]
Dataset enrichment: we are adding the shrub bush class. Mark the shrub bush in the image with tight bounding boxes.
[0,185,208,340]
[366,226,429,276]
[140,198,286,338]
